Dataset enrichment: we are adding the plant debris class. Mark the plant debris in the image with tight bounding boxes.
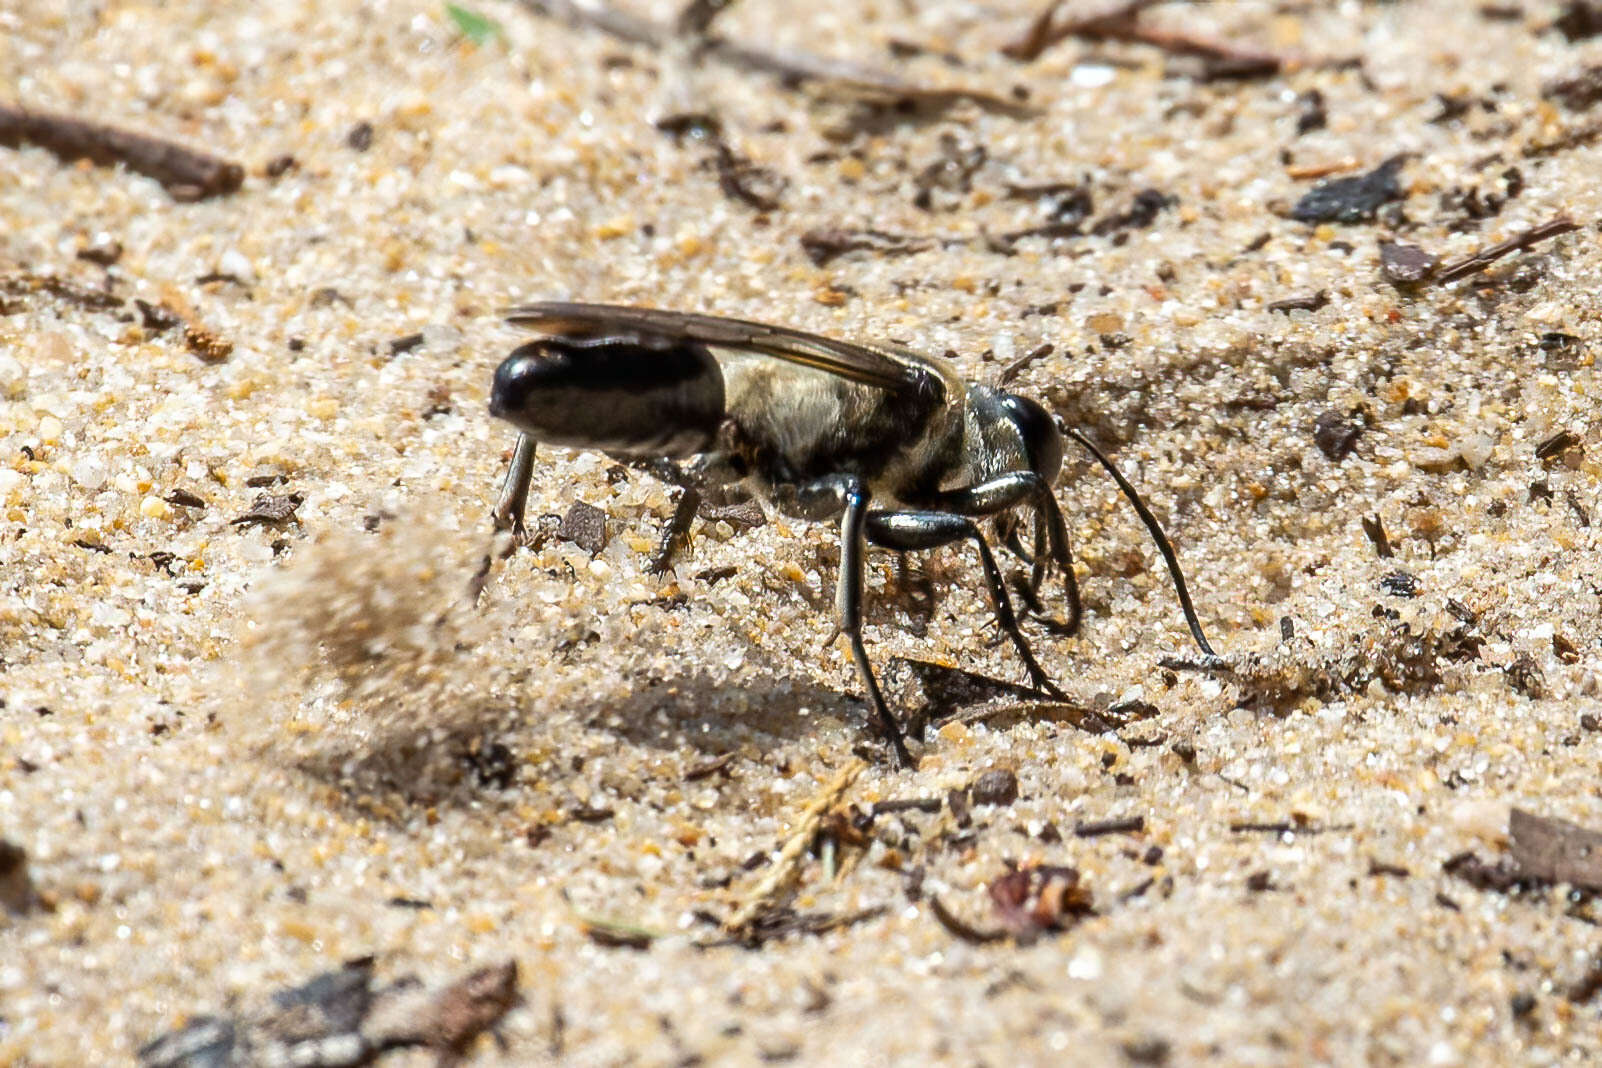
[519,0,1033,116]
[969,768,1020,807]
[1266,291,1328,315]
[138,957,519,1067]
[1312,410,1363,461]
[987,862,1094,941]
[183,323,234,363]
[1431,217,1580,285]
[0,839,42,915]
[724,759,865,933]
[1509,808,1602,891]
[231,492,304,529]
[579,915,658,949]
[1073,815,1145,838]
[703,904,886,948]
[1291,156,1407,224]
[1379,242,1441,285]
[1001,0,1308,79]
[799,227,935,266]
[0,102,244,200]
[557,501,608,554]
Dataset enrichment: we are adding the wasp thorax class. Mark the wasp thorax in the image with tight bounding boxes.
[490,336,726,458]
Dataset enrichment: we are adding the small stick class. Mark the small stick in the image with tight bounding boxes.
[520,0,1034,115]
[724,758,866,932]
[1002,0,1316,77]
[0,103,243,200]
[1431,217,1580,286]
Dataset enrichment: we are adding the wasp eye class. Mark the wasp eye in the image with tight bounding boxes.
[1001,393,1064,484]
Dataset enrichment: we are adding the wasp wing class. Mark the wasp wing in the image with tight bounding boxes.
[505,302,933,397]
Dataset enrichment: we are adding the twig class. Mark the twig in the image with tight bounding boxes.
[1431,216,1580,285]
[1002,0,1316,78]
[928,894,1008,944]
[0,102,243,200]
[724,759,866,932]
[996,343,1055,387]
[519,0,1034,115]
[1073,815,1146,838]
[1003,0,1163,62]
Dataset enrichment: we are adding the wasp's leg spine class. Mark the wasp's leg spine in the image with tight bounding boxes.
[866,510,1064,705]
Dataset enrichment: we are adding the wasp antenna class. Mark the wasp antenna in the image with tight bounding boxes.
[1062,426,1219,659]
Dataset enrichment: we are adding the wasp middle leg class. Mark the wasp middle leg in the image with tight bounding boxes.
[789,474,916,769]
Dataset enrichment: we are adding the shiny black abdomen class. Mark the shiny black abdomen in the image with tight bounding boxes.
[490,335,727,458]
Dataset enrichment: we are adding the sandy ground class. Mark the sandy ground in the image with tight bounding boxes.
[4,0,1602,1063]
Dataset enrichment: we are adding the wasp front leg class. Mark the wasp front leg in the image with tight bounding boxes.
[865,510,1064,704]
[933,473,1082,636]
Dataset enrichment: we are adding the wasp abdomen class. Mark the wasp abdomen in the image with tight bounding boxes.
[490,335,726,457]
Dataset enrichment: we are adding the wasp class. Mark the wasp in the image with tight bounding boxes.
[484,303,1217,768]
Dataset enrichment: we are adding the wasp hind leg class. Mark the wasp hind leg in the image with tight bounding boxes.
[470,433,541,602]
[491,433,539,542]
[865,510,1065,704]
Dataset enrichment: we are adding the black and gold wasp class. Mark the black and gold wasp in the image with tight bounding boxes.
[484,302,1217,768]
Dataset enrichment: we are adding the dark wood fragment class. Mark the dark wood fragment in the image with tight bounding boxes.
[388,332,425,357]
[1379,241,1439,285]
[557,501,608,554]
[135,299,182,333]
[1073,815,1144,838]
[1544,65,1602,111]
[1510,808,1602,891]
[0,839,41,915]
[567,804,616,824]
[1291,156,1406,224]
[871,797,943,816]
[1552,0,1602,41]
[1443,850,1528,893]
[928,895,1007,944]
[1432,217,1579,285]
[231,493,303,529]
[1267,291,1328,314]
[1535,429,1581,460]
[799,228,933,266]
[1313,410,1362,461]
[1361,514,1393,559]
[685,752,737,781]
[0,102,242,200]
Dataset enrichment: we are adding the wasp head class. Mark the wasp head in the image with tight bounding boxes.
[1000,392,1064,485]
